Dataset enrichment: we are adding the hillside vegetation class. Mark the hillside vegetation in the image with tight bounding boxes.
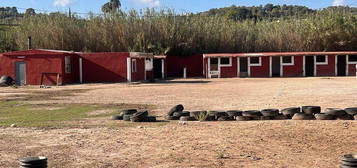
[1,5,357,55]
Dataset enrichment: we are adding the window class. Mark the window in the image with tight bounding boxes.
[282,56,294,65]
[249,57,261,66]
[132,59,137,73]
[348,55,357,63]
[316,55,328,65]
[65,56,71,73]
[220,57,232,67]
[145,58,153,71]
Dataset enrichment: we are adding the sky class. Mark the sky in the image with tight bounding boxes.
[1,0,356,14]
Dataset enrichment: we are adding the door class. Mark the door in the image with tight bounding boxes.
[305,56,314,77]
[153,59,163,79]
[272,57,281,77]
[209,58,219,78]
[15,62,26,85]
[337,55,346,76]
[239,57,248,77]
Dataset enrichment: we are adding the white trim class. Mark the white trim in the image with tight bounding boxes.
[219,57,232,67]
[161,59,165,79]
[279,56,283,77]
[335,55,338,76]
[347,55,357,64]
[269,57,272,77]
[249,57,262,66]
[218,58,221,78]
[281,56,294,66]
[237,57,240,77]
[346,56,349,76]
[248,57,251,77]
[79,58,83,83]
[127,58,131,82]
[303,56,306,77]
[315,55,328,65]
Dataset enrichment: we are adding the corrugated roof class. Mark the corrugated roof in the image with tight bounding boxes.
[203,51,357,58]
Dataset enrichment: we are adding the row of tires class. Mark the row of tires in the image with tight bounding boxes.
[340,153,357,168]
[166,105,357,121]
[112,109,157,122]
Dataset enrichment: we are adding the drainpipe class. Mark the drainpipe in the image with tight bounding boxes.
[27,36,32,50]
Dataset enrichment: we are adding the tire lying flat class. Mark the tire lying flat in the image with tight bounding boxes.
[261,109,279,117]
[302,106,321,114]
[345,108,357,116]
[292,113,315,120]
[281,107,301,119]
[242,110,262,117]
[315,113,335,120]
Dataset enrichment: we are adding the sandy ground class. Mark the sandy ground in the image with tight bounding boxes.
[0,77,357,168]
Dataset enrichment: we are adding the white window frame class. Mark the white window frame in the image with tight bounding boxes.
[315,55,328,65]
[347,55,357,64]
[249,57,262,66]
[220,57,232,67]
[131,59,137,73]
[281,56,294,66]
[65,56,71,74]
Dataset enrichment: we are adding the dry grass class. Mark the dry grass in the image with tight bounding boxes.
[0,77,356,168]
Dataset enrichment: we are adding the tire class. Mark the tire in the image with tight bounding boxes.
[214,111,228,117]
[226,110,243,117]
[123,114,132,121]
[236,116,252,121]
[341,154,357,163]
[302,106,321,114]
[282,107,301,118]
[345,108,357,116]
[190,111,202,118]
[173,112,183,118]
[165,115,179,120]
[336,115,354,120]
[340,161,357,166]
[0,75,14,86]
[325,108,347,117]
[315,113,335,120]
[111,115,123,120]
[292,113,315,120]
[261,109,279,117]
[180,116,195,121]
[242,110,262,117]
[167,104,184,116]
[217,116,232,121]
[273,114,288,120]
[181,111,190,117]
[354,115,357,120]
[19,157,47,167]
[260,116,274,120]
[144,116,157,122]
[121,109,137,115]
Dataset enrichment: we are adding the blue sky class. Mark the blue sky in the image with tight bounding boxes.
[1,0,355,14]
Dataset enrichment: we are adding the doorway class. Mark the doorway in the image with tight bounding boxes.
[272,57,281,77]
[209,58,219,78]
[305,56,314,77]
[337,55,346,76]
[15,62,26,85]
[239,57,248,77]
[153,59,163,79]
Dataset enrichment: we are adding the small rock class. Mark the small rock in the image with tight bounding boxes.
[10,124,16,128]
[178,121,187,125]
[137,126,144,129]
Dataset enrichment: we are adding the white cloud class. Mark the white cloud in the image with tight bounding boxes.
[53,0,73,7]
[333,0,346,6]
[134,0,160,7]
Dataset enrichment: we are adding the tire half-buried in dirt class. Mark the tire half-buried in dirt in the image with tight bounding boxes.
[292,113,315,120]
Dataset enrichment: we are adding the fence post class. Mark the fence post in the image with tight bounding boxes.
[183,67,187,79]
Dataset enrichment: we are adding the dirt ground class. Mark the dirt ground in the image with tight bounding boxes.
[0,77,357,168]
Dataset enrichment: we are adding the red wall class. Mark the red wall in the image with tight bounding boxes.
[220,57,237,78]
[348,64,357,76]
[316,55,336,76]
[250,57,270,77]
[0,55,70,85]
[283,56,304,77]
[80,53,129,83]
[130,58,145,82]
[166,55,203,78]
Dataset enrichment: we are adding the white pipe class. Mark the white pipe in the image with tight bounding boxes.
[183,67,187,79]
[79,58,83,83]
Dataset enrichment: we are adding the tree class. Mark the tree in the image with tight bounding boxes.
[101,0,121,13]
[25,8,36,16]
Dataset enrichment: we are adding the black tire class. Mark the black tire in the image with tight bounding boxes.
[345,108,357,116]
[341,161,357,166]
[181,111,190,117]
[261,109,279,117]
[173,112,183,118]
[217,116,232,121]
[325,108,347,117]
[121,109,137,115]
[167,104,184,116]
[19,157,47,167]
[226,110,243,117]
[123,114,132,121]
[242,110,262,117]
[144,116,157,122]
[281,107,301,118]
[315,113,335,120]
[273,114,288,120]
[111,115,123,120]
[336,115,354,120]
[214,111,228,117]
[236,116,252,121]
[292,113,315,120]
[0,75,14,86]
[180,116,195,121]
[302,106,321,114]
[190,111,202,118]
[260,116,274,120]
[341,154,357,163]
[165,115,179,120]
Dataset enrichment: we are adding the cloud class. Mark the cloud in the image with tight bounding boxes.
[134,0,160,7]
[333,0,346,6]
[53,0,73,7]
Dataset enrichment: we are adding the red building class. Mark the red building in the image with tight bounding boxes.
[203,52,357,78]
[0,49,159,85]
